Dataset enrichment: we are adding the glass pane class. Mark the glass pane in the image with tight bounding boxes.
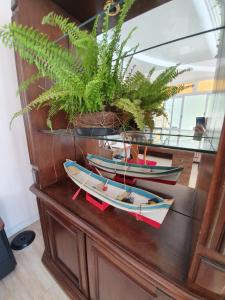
[171,97,183,129]
[181,95,207,130]
[120,0,223,51]
[206,93,215,118]
[164,99,173,128]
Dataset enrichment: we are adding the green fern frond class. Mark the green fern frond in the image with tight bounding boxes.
[10,86,69,128]
[43,12,98,79]
[84,79,103,112]
[113,27,137,81]
[114,98,145,129]
[16,73,43,96]
[92,15,100,38]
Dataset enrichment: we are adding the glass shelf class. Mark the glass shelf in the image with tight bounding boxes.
[40,129,218,153]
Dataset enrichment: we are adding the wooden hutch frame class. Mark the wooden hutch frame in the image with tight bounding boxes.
[11,0,225,299]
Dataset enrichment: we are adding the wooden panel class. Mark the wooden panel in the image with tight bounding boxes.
[195,258,225,296]
[42,202,89,298]
[86,237,157,300]
[47,213,80,284]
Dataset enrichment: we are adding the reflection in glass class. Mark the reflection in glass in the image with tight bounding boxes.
[181,95,207,130]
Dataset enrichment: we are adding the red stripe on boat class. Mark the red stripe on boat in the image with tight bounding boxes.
[129,212,161,228]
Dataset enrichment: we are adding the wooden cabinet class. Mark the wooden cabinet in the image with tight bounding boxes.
[38,200,89,299]
[86,237,175,300]
[35,192,199,300]
[11,0,225,299]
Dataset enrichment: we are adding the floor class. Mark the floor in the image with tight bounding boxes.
[0,222,69,300]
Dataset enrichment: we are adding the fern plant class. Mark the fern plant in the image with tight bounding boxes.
[0,0,135,128]
[0,0,190,130]
[113,66,191,129]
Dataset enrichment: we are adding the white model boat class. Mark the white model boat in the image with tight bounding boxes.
[87,154,183,185]
[64,160,174,228]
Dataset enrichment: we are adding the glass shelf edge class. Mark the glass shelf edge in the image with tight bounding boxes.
[38,129,217,154]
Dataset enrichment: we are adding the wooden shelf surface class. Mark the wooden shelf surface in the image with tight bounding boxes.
[32,179,200,285]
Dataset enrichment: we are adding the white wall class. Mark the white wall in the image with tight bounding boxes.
[0,0,39,237]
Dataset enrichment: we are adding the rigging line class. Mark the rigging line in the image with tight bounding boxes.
[54,0,125,44]
[113,25,225,61]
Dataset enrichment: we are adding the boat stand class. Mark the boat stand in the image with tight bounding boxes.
[85,193,110,211]
[71,189,109,211]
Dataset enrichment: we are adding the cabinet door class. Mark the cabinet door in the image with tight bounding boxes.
[44,204,88,299]
[86,237,174,300]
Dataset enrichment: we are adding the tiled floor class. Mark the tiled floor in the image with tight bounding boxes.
[0,222,69,300]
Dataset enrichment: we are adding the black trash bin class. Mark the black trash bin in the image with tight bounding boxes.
[0,218,16,279]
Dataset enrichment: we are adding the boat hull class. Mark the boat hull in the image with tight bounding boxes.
[64,160,174,227]
[87,154,183,184]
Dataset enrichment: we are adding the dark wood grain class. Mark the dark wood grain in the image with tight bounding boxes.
[31,179,196,285]
[37,198,89,299]
[86,237,158,300]
[42,252,88,300]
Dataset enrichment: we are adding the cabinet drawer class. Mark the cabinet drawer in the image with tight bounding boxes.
[195,258,225,296]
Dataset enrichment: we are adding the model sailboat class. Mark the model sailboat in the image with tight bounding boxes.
[64,160,174,228]
[87,154,183,185]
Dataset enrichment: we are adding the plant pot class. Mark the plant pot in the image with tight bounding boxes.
[74,112,120,136]
[75,127,118,136]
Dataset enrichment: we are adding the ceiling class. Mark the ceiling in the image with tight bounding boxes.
[52,0,224,84]
[117,0,224,83]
